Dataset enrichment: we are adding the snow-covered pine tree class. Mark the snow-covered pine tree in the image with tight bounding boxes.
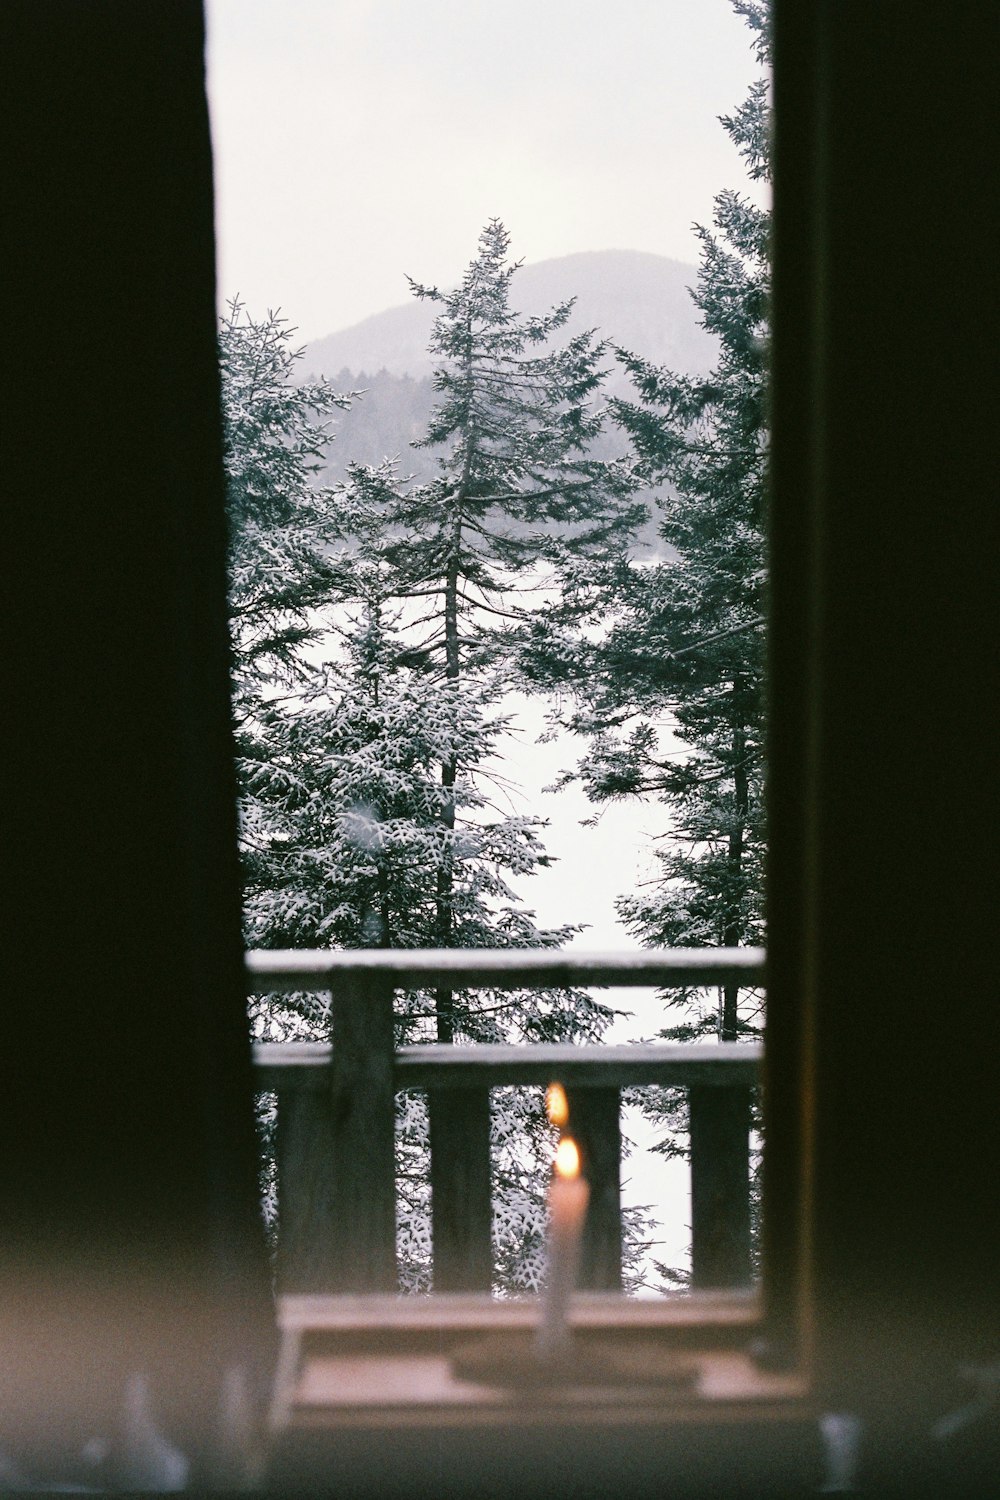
[221,276,643,1291]
[323,223,651,1289]
[608,2,769,1037]
[232,452,599,1289]
[221,298,358,1037]
[220,299,361,1235]
[381,219,645,1034]
[222,298,354,706]
[521,3,770,1282]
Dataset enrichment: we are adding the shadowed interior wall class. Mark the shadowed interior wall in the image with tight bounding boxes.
[766,3,998,1487]
[1,0,271,1473]
[1,0,997,1492]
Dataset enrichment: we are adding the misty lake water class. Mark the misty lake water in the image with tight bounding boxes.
[496,691,693,1289]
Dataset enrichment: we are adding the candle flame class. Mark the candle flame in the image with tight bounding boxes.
[554,1136,581,1180]
[545,1081,569,1128]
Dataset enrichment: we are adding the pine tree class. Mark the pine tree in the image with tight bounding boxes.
[222,299,355,706]
[323,223,650,1289]
[613,0,769,1042]
[378,219,644,1038]
[221,255,648,1291]
[221,298,359,1035]
[540,4,768,1032]
[521,4,770,1280]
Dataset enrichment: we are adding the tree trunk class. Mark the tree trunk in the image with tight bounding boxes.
[721,679,748,1041]
[435,329,474,1040]
[435,528,462,1043]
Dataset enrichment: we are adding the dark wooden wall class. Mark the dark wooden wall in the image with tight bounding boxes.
[1,0,997,1492]
[1,0,271,1477]
[766,3,998,1489]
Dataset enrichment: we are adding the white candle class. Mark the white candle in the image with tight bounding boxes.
[536,1135,589,1363]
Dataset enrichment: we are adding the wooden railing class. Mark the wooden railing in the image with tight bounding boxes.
[249,948,764,1297]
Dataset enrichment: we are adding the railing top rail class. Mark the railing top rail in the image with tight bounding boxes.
[254,1040,762,1092]
[246,946,766,995]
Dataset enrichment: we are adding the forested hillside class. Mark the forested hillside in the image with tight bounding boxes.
[301,249,716,383]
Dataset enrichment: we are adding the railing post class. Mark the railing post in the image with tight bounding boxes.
[689,1083,752,1288]
[566,1086,623,1291]
[274,977,397,1293]
[428,1087,492,1292]
[275,1083,338,1294]
[328,975,397,1291]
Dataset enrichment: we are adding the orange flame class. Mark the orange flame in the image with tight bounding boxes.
[554,1136,581,1180]
[545,1081,569,1128]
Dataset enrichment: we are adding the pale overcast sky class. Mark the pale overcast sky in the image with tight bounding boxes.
[206,0,763,341]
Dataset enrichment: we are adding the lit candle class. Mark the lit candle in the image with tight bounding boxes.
[545,1081,569,1130]
[536,1134,589,1363]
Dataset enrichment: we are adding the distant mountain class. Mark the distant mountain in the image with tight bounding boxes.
[303,250,709,555]
[301,249,715,382]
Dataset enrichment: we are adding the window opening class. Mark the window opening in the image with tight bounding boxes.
[206,0,772,1304]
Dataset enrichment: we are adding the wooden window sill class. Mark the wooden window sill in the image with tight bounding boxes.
[272,1293,811,1435]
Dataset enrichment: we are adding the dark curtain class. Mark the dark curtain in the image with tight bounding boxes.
[1,1,272,1483]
